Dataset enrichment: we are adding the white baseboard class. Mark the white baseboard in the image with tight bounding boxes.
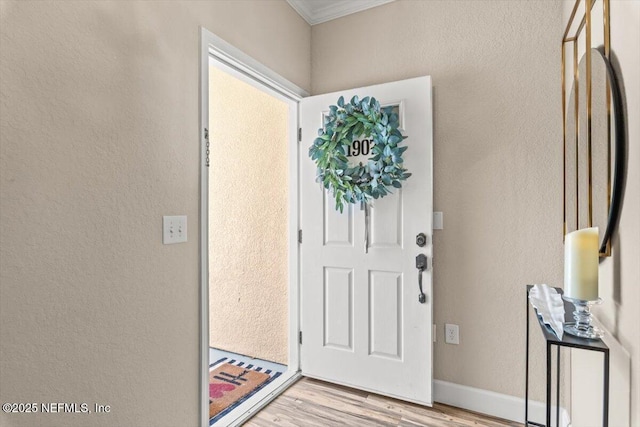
[434,380,571,427]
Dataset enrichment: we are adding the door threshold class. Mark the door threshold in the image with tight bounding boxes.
[301,373,433,407]
[211,370,301,427]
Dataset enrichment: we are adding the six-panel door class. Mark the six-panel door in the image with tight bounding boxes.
[300,76,434,405]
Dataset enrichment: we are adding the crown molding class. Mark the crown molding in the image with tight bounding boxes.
[286,0,395,26]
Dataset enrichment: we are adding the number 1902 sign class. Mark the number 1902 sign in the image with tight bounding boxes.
[310,96,411,212]
[346,139,372,157]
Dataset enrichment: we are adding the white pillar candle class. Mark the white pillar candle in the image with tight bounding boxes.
[564,227,599,301]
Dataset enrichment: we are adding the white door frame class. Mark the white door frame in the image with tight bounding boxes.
[199,27,308,427]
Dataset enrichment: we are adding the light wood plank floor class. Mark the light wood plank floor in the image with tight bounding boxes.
[244,377,522,427]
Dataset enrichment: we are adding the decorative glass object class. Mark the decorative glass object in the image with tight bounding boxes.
[562,296,604,339]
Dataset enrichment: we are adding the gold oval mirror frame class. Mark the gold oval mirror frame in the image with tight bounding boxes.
[564,48,625,256]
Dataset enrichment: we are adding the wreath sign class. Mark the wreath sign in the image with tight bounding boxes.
[309,95,411,252]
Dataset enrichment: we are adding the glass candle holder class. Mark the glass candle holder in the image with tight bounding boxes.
[562,296,604,339]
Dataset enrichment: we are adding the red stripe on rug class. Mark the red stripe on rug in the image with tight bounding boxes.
[209,363,270,419]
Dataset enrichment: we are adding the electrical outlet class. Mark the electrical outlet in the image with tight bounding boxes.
[163,215,187,244]
[445,323,459,345]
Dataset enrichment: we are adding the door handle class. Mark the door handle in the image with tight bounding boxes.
[416,254,427,304]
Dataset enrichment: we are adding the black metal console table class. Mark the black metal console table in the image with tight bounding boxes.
[525,285,610,427]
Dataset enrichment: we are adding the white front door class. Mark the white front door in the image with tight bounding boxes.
[299,76,434,405]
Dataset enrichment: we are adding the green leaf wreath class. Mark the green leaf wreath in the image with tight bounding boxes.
[309,95,412,212]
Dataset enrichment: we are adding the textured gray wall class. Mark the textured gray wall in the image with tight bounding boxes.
[0,1,309,426]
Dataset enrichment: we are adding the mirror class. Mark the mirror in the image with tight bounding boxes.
[564,48,624,256]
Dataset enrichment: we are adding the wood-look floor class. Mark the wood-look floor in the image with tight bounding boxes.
[244,377,522,427]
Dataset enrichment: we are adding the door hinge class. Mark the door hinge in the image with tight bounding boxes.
[298,128,302,142]
[204,128,210,167]
[298,229,302,244]
[299,331,302,345]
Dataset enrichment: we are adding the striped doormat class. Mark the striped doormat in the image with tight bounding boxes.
[209,357,283,425]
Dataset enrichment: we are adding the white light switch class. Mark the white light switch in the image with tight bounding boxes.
[163,215,187,244]
[433,212,443,230]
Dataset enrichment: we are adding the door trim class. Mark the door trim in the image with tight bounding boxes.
[203,28,308,102]
[199,27,306,427]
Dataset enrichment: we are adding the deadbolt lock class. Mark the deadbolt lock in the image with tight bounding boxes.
[416,233,427,247]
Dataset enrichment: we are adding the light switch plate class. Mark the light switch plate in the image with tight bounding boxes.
[163,215,187,244]
[433,212,443,230]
